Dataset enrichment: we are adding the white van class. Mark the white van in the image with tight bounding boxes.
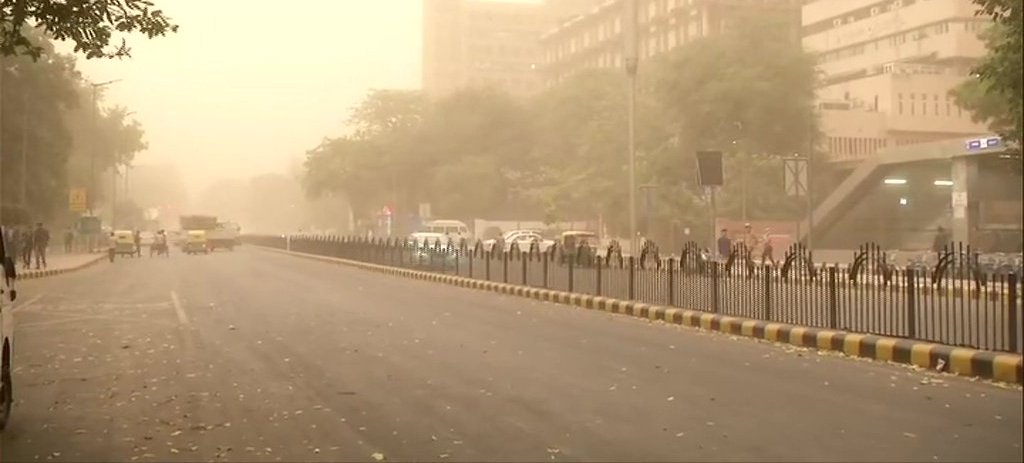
[423,220,470,241]
[1,226,18,429]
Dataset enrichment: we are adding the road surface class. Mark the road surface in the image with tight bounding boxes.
[2,247,1021,462]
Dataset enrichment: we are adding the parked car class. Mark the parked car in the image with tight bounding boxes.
[482,229,552,254]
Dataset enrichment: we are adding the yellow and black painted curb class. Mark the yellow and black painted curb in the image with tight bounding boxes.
[264,246,1024,384]
[19,254,106,281]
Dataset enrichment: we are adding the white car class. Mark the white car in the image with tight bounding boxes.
[1,227,17,429]
[482,230,553,253]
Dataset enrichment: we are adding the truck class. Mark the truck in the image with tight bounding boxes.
[178,215,240,251]
[207,222,240,251]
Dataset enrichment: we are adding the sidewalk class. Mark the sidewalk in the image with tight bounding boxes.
[18,252,106,280]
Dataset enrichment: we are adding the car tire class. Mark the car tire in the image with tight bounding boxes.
[0,342,13,430]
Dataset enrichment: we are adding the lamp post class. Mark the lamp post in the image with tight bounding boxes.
[89,79,122,217]
[623,0,639,256]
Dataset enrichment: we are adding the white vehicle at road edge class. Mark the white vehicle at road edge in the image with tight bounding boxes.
[1,226,18,430]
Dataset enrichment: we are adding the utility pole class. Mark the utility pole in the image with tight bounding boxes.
[89,79,122,217]
[21,92,27,208]
[623,0,639,256]
[0,55,5,224]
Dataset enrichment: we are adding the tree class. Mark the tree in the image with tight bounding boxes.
[950,1,1022,145]
[1,1,178,59]
[417,86,534,219]
[649,9,818,226]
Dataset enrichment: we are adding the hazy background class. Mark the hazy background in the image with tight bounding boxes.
[60,0,425,198]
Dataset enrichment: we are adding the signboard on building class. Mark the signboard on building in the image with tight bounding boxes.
[783,158,808,197]
[69,188,88,212]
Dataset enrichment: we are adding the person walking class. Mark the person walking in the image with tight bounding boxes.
[20,227,33,269]
[33,222,50,269]
[761,227,777,267]
[64,228,75,253]
[933,226,951,257]
[133,230,143,257]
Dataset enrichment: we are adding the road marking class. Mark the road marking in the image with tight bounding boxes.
[10,294,44,314]
[170,291,190,325]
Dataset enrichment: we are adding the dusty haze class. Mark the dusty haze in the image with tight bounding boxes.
[61,0,424,200]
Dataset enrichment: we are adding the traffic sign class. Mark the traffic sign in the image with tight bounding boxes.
[784,158,808,197]
[69,188,88,212]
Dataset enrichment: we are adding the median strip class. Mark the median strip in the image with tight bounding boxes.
[260,246,1024,384]
[18,254,106,281]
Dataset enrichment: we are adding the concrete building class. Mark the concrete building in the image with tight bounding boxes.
[422,0,604,99]
[803,0,993,163]
[539,0,802,86]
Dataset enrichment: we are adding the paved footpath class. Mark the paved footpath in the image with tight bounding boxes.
[1,247,1021,462]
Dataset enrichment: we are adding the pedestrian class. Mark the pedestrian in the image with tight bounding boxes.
[64,228,75,253]
[33,222,50,269]
[761,227,777,267]
[742,223,758,252]
[5,227,20,268]
[133,230,142,257]
[20,227,33,269]
[717,228,731,260]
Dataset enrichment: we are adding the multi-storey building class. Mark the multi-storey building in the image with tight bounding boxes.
[539,0,802,86]
[803,0,993,162]
[423,0,604,99]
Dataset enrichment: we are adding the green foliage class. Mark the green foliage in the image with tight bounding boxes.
[1,0,178,59]
[951,2,1022,145]
[304,11,820,240]
[1,31,148,223]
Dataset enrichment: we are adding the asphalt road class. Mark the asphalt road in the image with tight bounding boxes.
[1,247,1021,462]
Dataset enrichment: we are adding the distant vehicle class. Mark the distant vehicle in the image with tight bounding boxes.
[111,230,139,258]
[482,229,552,253]
[183,230,209,255]
[421,220,470,241]
[179,215,218,232]
[1,226,18,429]
[207,222,240,251]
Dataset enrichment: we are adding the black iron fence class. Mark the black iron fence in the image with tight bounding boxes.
[247,235,1022,354]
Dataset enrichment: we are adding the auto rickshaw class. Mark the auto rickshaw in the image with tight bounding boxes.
[183,230,209,255]
[559,230,598,266]
[110,230,138,260]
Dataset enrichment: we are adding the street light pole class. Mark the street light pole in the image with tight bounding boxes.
[623,0,639,255]
[89,79,122,217]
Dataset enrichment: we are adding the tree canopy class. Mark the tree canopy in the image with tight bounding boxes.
[951,0,1022,145]
[1,31,148,224]
[303,10,821,242]
[1,0,178,59]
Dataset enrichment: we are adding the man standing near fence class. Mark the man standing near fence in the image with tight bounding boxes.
[20,227,33,269]
[717,228,731,260]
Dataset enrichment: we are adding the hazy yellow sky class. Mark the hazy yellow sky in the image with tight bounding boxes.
[64,0,424,197]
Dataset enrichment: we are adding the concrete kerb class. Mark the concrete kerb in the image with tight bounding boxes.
[261,246,1024,384]
[19,254,107,281]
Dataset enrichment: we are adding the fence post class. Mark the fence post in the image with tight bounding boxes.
[628,256,636,300]
[503,251,509,284]
[522,252,528,285]
[711,263,720,314]
[905,268,917,339]
[468,249,474,278]
[485,251,492,280]
[568,253,575,293]
[667,258,675,306]
[764,265,773,321]
[542,253,549,289]
[1008,273,1019,353]
[596,256,603,297]
[828,267,838,329]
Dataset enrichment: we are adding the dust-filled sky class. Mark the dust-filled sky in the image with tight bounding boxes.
[62,0,424,197]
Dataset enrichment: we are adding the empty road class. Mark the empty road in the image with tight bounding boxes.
[2,247,1021,462]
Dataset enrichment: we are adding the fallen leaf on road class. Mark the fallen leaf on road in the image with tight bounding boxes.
[546,447,561,454]
[903,432,918,438]
[371,452,385,461]
[314,448,320,454]
[169,449,179,454]
[228,325,237,331]
[675,432,685,437]
[706,421,716,427]
[170,431,182,437]
[439,454,450,459]
[667,396,675,401]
